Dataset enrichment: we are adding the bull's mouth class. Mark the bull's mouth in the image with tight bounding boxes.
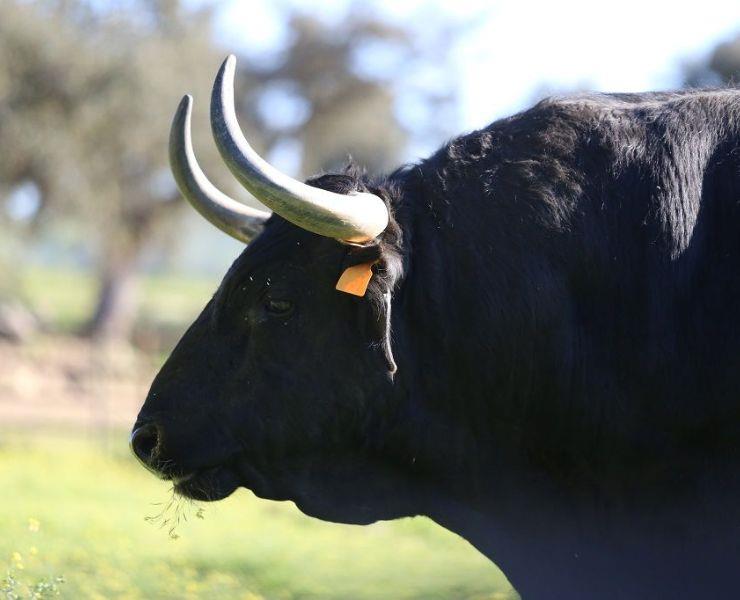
[172,464,240,501]
[171,456,286,503]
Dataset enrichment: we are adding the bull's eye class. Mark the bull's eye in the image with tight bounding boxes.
[265,299,293,316]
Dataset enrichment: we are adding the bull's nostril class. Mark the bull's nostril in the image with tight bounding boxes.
[130,423,160,471]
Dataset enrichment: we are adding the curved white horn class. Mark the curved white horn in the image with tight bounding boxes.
[210,55,389,243]
[169,94,270,243]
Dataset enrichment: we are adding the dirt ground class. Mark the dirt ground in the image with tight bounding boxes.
[0,336,160,428]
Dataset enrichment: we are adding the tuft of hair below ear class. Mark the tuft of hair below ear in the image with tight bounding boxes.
[379,291,397,375]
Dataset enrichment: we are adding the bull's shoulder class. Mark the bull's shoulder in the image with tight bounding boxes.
[534,89,740,137]
[538,88,740,113]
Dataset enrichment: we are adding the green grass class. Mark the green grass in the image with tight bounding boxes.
[0,430,517,599]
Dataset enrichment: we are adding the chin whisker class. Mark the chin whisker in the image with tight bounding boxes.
[145,487,205,539]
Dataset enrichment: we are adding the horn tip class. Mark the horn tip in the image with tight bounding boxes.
[222,54,237,72]
[175,96,194,129]
[177,94,193,110]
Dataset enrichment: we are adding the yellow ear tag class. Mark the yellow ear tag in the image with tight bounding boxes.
[336,261,376,297]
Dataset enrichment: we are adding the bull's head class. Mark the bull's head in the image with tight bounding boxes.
[131,57,420,525]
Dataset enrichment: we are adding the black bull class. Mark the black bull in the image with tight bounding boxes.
[133,90,740,599]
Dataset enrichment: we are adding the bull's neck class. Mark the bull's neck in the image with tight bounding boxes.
[385,177,508,500]
[384,162,574,506]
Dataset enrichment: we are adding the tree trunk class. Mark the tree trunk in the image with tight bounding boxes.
[84,250,140,342]
[82,192,180,343]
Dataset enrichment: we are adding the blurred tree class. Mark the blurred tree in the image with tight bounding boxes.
[238,8,458,176]
[244,13,407,175]
[0,0,232,340]
[683,31,740,87]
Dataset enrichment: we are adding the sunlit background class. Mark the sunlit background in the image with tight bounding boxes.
[1,0,739,598]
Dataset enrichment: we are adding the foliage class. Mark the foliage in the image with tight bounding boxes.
[237,7,457,176]
[1,570,64,600]
[683,31,740,87]
[0,0,221,228]
[2,517,64,600]
[0,431,517,599]
[241,12,408,175]
[0,0,231,338]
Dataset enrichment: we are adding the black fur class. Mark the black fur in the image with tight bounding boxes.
[135,89,740,599]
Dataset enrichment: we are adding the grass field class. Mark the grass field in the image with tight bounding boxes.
[0,430,517,599]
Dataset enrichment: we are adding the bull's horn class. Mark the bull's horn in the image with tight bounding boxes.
[170,95,270,243]
[210,55,389,243]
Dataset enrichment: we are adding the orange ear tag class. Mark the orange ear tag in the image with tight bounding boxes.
[336,261,376,297]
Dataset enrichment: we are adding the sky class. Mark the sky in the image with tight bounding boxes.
[206,0,740,135]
